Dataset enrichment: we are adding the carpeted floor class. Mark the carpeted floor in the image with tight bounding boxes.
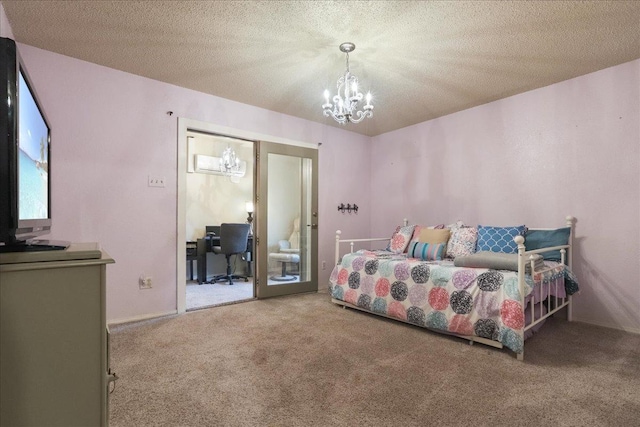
[186,280,254,310]
[109,292,640,426]
[185,277,302,310]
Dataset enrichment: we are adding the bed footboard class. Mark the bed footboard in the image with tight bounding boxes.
[515,215,575,360]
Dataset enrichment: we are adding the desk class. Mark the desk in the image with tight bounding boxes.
[193,235,253,283]
[186,241,198,280]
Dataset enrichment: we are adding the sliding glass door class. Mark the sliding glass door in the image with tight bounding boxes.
[255,141,318,298]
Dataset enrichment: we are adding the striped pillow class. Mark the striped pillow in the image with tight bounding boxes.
[408,241,446,261]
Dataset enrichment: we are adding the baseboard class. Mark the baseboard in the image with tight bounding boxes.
[108,309,178,327]
[573,318,640,335]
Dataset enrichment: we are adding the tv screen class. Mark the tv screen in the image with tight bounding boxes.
[18,69,49,222]
[0,37,65,252]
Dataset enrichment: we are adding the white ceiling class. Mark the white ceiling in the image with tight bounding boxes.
[3,1,640,137]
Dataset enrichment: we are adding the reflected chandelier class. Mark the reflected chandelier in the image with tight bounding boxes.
[219,146,240,175]
[322,42,373,125]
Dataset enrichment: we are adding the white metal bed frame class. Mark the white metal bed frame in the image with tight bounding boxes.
[332,216,576,361]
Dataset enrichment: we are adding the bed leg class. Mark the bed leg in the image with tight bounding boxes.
[567,295,573,322]
[469,340,474,346]
[517,352,524,362]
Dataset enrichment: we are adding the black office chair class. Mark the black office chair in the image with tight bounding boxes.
[210,223,251,285]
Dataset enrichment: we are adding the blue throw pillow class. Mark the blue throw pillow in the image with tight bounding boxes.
[476,225,527,254]
[408,241,446,261]
[525,227,571,262]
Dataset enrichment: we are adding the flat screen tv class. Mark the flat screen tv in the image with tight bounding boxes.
[0,37,67,252]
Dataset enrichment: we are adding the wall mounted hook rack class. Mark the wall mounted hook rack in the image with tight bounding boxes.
[338,203,358,213]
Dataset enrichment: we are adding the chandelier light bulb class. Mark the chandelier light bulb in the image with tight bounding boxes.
[322,42,374,125]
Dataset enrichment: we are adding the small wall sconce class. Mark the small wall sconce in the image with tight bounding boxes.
[337,203,358,213]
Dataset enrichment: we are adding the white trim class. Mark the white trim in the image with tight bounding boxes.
[177,120,188,313]
[180,118,318,150]
[573,319,640,335]
[176,117,317,313]
[108,310,177,326]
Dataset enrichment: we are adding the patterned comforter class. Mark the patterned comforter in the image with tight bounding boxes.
[329,250,571,353]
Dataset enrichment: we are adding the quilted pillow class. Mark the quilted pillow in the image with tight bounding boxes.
[476,225,527,254]
[408,241,446,261]
[385,225,416,254]
[446,226,478,258]
[418,228,450,244]
[524,227,571,262]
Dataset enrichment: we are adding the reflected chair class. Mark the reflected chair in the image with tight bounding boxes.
[268,217,300,281]
[210,223,250,285]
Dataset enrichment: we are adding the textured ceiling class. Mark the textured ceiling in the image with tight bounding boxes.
[3,1,640,137]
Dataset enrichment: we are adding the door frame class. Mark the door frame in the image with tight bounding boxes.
[176,118,317,313]
[255,141,319,298]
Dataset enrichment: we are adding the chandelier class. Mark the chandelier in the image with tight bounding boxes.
[322,42,373,125]
[219,146,240,175]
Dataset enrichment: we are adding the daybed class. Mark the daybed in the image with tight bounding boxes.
[329,216,579,360]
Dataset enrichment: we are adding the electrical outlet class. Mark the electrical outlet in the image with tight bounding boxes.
[322,261,326,270]
[148,175,165,188]
[139,275,152,289]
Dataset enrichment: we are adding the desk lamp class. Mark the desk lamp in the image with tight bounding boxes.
[246,201,254,235]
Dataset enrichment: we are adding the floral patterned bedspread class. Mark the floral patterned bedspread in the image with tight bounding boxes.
[329,250,569,354]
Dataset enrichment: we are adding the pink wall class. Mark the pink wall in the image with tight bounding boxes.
[4,3,638,332]
[13,41,370,322]
[371,59,640,333]
[0,2,13,38]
